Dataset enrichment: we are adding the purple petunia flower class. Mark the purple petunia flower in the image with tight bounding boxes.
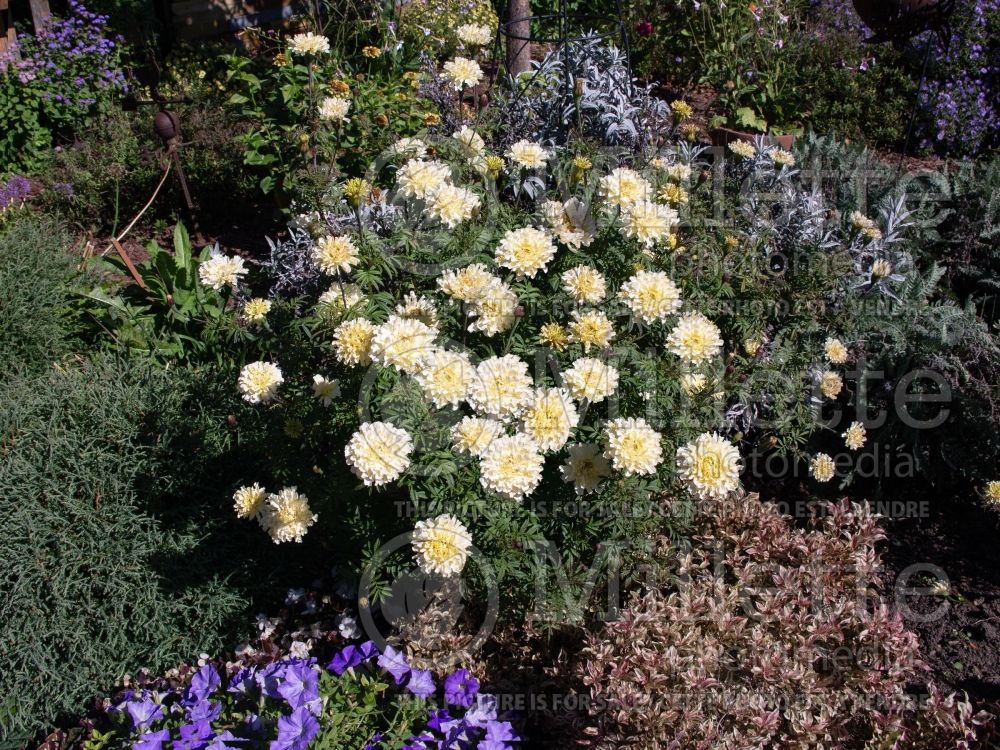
[276,661,320,712]
[462,694,497,728]
[134,729,172,750]
[185,665,221,705]
[204,731,245,750]
[376,645,410,685]
[402,733,436,750]
[126,698,164,730]
[186,700,222,723]
[426,709,452,732]
[362,733,382,750]
[327,641,378,675]
[173,720,213,750]
[483,720,516,743]
[228,667,257,694]
[255,662,286,699]
[443,669,479,708]
[272,706,320,750]
[405,668,435,699]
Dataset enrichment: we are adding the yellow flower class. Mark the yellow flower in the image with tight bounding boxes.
[676,432,743,499]
[362,45,382,58]
[437,262,496,302]
[820,371,844,399]
[810,453,836,482]
[680,373,707,395]
[667,312,723,365]
[561,266,606,304]
[604,417,664,477]
[872,258,892,279]
[657,183,689,206]
[728,140,756,159]
[770,148,795,168]
[538,322,570,351]
[412,514,472,576]
[985,481,1000,504]
[620,200,678,247]
[573,155,593,171]
[670,99,693,121]
[724,234,740,249]
[332,318,376,366]
[424,112,441,126]
[343,178,370,208]
[842,421,867,450]
[560,443,611,495]
[743,339,761,357]
[484,154,504,178]
[329,79,351,95]
[568,309,615,353]
[243,298,272,324]
[313,235,360,275]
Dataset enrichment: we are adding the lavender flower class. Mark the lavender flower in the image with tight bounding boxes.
[376,645,411,685]
[272,707,320,750]
[443,669,479,708]
[405,668,436,699]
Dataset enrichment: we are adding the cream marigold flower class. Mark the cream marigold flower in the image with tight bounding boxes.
[261,487,318,543]
[871,258,892,279]
[657,183,689,206]
[771,148,796,168]
[520,387,579,452]
[397,160,453,200]
[332,318,376,366]
[361,45,382,58]
[370,315,437,373]
[451,416,505,456]
[604,417,663,476]
[452,126,485,154]
[539,322,570,351]
[319,283,366,311]
[313,235,359,275]
[560,443,611,495]
[507,140,549,169]
[842,421,867,450]
[199,251,247,291]
[414,349,474,408]
[543,198,596,249]
[456,22,492,46]
[288,32,330,56]
[985,480,1000,504]
[243,298,272,324]
[810,453,836,482]
[424,184,481,228]
[479,433,544,500]
[600,167,652,208]
[665,163,692,182]
[312,374,339,407]
[467,280,517,336]
[563,357,619,403]
[238,361,283,404]
[618,270,682,323]
[495,226,556,278]
[412,514,473,576]
[318,96,350,123]
[824,337,849,364]
[620,199,678,247]
[395,291,439,329]
[666,312,723,365]
[437,263,497,303]
[820,370,844,399]
[343,178,369,208]
[728,140,756,159]
[345,421,414,487]
[568,309,615,353]
[467,354,534,420]
[676,432,743,499]
[390,136,428,159]
[680,372,707,395]
[233,483,267,520]
[442,56,484,89]
[561,266,606,304]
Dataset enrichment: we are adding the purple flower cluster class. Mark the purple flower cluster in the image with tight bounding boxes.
[0,176,31,210]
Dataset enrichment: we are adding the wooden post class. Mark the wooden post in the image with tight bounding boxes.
[506,0,531,76]
[0,0,16,58]
[28,0,50,30]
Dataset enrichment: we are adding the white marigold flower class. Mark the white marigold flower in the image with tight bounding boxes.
[242,298,272,323]
[568,309,615,353]
[332,318,376,366]
[984,480,1000,504]
[665,163,692,182]
[395,291,439,329]
[495,226,556,278]
[618,270,682,323]
[842,421,867,450]
[562,357,619,403]
[824,337,849,364]
[345,421,414,487]
[467,354,534,420]
[604,417,663,477]
[370,315,437,374]
[260,487,318,544]
[442,56,484,89]
[412,514,473,577]
[319,283,365,311]
[397,160,453,200]
[456,22,492,46]
[467,280,518,336]
[313,235,360,275]
[451,416,505,456]
[437,263,497,303]
[599,167,652,208]
[199,251,247,291]
[543,198,596,249]
[680,373,707,395]
[560,443,611,495]
[871,258,892,279]
[771,148,795,168]
[233,483,267,520]
[238,361,284,404]
[728,140,756,159]
[390,137,428,159]
[318,96,350,123]
[620,199,678,247]
[288,32,330,55]
[676,432,742,499]
[810,453,836,482]
[820,370,844,399]
[479,433,545,500]
[561,266,606,304]
[414,349,474,409]
[520,387,579,452]
[452,126,485,154]
[506,140,549,169]
[666,312,723,365]
[424,184,481,228]
[312,374,339,407]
